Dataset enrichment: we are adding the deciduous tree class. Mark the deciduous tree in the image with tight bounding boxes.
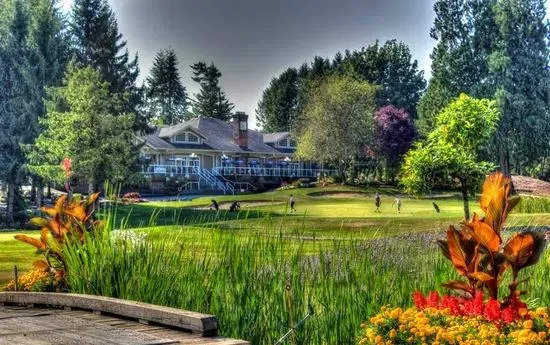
[401,94,500,219]
[29,65,137,195]
[374,106,416,181]
[296,75,377,181]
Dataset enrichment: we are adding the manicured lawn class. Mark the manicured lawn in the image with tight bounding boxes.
[0,231,38,286]
[2,185,549,287]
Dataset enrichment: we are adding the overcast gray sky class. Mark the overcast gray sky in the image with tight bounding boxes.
[58,1,476,128]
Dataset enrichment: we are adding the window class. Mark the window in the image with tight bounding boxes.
[289,139,297,147]
[187,133,199,143]
[172,132,201,144]
[278,139,288,147]
[174,134,186,142]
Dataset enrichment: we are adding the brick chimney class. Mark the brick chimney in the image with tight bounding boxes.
[232,111,248,148]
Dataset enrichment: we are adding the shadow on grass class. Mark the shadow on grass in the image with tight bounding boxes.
[102,203,274,228]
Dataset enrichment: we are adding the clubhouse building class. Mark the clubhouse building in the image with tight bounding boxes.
[138,112,336,193]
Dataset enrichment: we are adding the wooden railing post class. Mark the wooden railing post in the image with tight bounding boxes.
[14,266,18,292]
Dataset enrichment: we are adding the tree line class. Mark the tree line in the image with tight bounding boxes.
[0,0,235,224]
[263,0,550,193]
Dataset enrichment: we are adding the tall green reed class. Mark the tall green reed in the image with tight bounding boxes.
[63,211,550,344]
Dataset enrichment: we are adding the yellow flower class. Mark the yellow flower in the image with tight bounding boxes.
[523,319,533,329]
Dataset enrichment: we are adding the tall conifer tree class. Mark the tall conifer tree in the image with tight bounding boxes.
[256,68,299,132]
[145,49,188,125]
[70,0,145,130]
[0,1,34,222]
[190,61,234,120]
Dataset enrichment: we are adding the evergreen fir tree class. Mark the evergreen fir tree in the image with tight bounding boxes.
[417,0,496,135]
[70,0,145,131]
[490,0,550,176]
[256,68,299,132]
[0,1,34,222]
[190,61,234,120]
[145,49,188,125]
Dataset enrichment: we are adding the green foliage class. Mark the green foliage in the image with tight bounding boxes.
[190,61,234,120]
[70,0,144,131]
[296,75,377,179]
[256,67,299,132]
[489,0,550,175]
[417,0,497,136]
[401,94,499,218]
[28,65,138,191]
[342,39,426,118]
[515,196,550,214]
[145,49,188,125]
[419,0,550,174]
[61,216,550,344]
[0,1,35,221]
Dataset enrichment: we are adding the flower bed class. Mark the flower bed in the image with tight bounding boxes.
[359,172,549,345]
[360,303,549,344]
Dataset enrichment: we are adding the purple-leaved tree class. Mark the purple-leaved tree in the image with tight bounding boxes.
[374,105,416,181]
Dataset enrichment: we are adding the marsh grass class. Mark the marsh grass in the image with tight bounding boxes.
[516,196,550,214]
[63,210,550,344]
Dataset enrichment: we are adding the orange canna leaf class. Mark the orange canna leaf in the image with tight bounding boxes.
[469,271,498,299]
[464,214,500,253]
[468,271,495,284]
[86,192,100,207]
[28,217,49,229]
[480,172,510,212]
[40,228,49,245]
[479,172,519,233]
[503,232,546,272]
[32,260,50,271]
[65,204,86,222]
[442,280,475,296]
[446,226,469,276]
[40,206,57,217]
[55,195,67,214]
[14,234,45,250]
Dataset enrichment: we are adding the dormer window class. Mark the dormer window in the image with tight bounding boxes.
[187,133,199,143]
[278,139,289,147]
[172,132,201,144]
[174,134,186,142]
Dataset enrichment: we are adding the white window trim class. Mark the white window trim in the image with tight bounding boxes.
[172,131,202,144]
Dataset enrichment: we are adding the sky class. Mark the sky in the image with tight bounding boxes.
[57,0,547,129]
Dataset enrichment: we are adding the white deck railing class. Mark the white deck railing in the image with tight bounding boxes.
[141,165,338,178]
[212,166,338,178]
[142,165,199,176]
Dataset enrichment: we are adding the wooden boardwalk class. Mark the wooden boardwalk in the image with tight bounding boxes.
[0,292,248,345]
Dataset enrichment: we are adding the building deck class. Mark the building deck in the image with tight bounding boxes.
[0,293,248,345]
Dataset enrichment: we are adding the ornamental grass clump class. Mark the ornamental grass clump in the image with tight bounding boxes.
[360,172,549,345]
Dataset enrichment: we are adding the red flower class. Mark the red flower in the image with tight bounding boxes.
[484,299,501,322]
[413,291,427,309]
[61,158,72,178]
[428,291,440,308]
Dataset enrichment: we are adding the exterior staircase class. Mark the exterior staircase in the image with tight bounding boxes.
[196,167,235,195]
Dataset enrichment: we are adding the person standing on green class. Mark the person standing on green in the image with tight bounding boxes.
[394,197,402,213]
[289,194,296,213]
[375,192,381,213]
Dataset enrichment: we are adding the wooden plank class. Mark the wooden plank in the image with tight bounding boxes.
[0,292,217,335]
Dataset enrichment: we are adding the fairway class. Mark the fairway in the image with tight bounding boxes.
[2,186,549,287]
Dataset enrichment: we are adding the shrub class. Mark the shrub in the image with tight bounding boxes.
[122,192,142,204]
